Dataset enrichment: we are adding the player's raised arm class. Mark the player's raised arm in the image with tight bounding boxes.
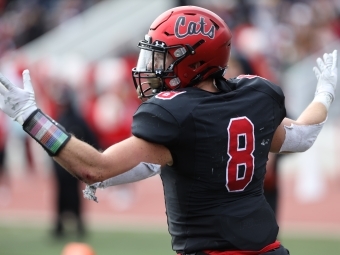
[0,70,172,185]
[271,50,338,153]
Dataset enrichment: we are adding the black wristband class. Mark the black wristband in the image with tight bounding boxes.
[23,109,71,156]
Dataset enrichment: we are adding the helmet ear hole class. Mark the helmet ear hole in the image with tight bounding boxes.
[189,61,205,70]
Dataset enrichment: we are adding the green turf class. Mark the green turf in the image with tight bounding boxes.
[0,225,339,255]
[281,236,340,255]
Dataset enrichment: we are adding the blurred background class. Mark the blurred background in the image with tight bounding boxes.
[0,0,339,254]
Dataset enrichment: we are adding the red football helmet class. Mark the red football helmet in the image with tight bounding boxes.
[132,5,232,99]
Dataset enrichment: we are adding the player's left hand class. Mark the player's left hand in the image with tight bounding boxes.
[0,70,37,125]
[313,50,338,103]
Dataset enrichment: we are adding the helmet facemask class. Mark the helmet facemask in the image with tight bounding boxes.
[132,35,184,100]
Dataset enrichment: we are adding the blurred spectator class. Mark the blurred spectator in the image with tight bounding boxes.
[51,86,99,238]
[86,58,137,149]
[0,112,7,172]
[0,111,9,207]
[0,0,102,58]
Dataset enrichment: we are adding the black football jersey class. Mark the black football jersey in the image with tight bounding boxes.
[132,75,286,253]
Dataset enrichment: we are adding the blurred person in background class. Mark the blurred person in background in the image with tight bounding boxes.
[87,58,138,151]
[0,0,103,58]
[0,5,338,255]
[0,111,9,206]
[51,85,99,238]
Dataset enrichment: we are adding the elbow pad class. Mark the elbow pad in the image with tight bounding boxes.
[279,120,326,153]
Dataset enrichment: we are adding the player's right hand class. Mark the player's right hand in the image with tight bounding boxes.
[0,69,37,125]
[82,182,104,203]
[313,50,338,104]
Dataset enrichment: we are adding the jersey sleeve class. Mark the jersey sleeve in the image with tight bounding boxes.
[131,102,180,147]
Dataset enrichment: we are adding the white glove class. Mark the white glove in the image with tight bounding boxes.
[313,50,338,110]
[0,70,37,125]
[83,183,102,203]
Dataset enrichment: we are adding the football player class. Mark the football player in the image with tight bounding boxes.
[0,5,337,255]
